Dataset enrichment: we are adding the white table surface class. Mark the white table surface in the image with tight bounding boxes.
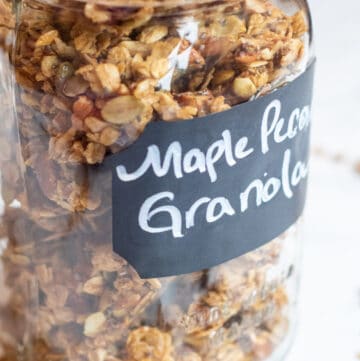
[287,1,360,360]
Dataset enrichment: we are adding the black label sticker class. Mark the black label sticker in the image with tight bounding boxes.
[107,62,315,278]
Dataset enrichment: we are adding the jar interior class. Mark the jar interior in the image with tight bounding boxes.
[0,0,311,360]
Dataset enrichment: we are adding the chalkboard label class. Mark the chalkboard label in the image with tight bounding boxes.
[107,62,315,278]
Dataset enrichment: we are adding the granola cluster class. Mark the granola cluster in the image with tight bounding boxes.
[0,0,309,360]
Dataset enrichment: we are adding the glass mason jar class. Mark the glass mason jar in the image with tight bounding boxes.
[0,0,314,361]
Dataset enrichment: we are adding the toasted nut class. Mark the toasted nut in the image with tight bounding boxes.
[95,63,121,94]
[84,4,111,24]
[245,0,268,13]
[212,69,235,86]
[291,11,308,38]
[63,75,89,97]
[99,127,120,146]
[139,25,168,44]
[101,96,145,125]
[233,77,257,98]
[84,312,106,337]
[41,56,60,78]
[248,61,268,68]
[35,30,59,47]
[280,39,303,67]
[85,116,107,133]
[150,57,169,79]
[127,327,173,361]
[83,142,106,164]
[73,96,94,120]
[83,276,104,296]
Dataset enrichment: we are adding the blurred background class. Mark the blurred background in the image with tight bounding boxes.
[288,0,360,360]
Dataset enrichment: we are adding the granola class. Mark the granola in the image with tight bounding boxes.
[0,0,310,360]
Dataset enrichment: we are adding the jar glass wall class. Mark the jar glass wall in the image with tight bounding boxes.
[0,0,313,360]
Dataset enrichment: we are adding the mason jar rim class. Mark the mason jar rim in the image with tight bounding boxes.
[35,0,231,8]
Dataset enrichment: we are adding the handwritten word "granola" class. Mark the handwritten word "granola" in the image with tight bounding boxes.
[138,148,307,238]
